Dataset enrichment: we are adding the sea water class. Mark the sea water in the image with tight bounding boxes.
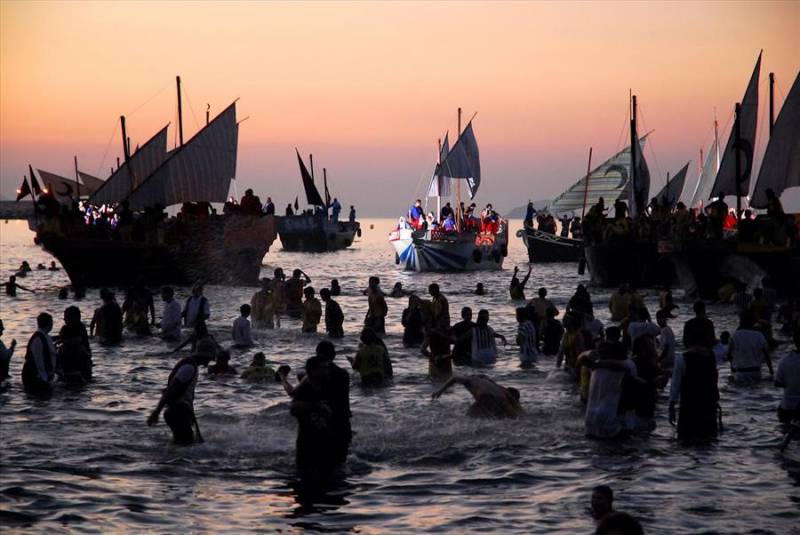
[1,218,798,534]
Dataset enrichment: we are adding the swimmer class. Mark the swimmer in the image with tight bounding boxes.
[431,375,521,418]
[509,266,531,301]
[48,261,60,271]
[389,282,409,298]
[474,283,486,296]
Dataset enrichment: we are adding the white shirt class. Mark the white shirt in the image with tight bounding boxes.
[184,295,210,327]
[28,329,57,382]
[232,316,254,347]
[669,352,687,404]
[517,321,538,363]
[628,321,661,343]
[729,329,768,372]
[585,360,636,438]
[471,325,498,365]
[775,351,800,410]
[160,299,182,340]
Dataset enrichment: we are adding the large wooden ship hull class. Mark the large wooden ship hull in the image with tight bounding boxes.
[517,226,583,263]
[32,214,277,287]
[277,214,360,252]
[584,239,673,288]
[661,238,800,299]
[389,225,508,272]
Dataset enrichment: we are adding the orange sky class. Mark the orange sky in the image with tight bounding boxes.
[1,1,798,214]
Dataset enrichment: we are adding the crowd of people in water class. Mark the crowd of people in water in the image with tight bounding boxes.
[396,199,503,235]
[522,188,798,248]
[3,258,800,533]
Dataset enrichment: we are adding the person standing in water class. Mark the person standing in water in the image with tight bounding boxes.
[429,283,450,330]
[348,328,393,386]
[90,289,123,345]
[775,327,800,424]
[21,313,57,396]
[301,287,323,333]
[727,310,773,382]
[250,278,275,329]
[320,288,344,338]
[669,327,720,443]
[159,286,182,341]
[431,375,521,418]
[285,269,312,319]
[516,307,539,368]
[470,309,507,366]
[509,266,532,301]
[365,276,388,336]
[231,304,255,348]
[401,295,425,347]
[147,346,214,445]
[4,275,34,297]
[57,306,92,385]
[182,284,210,329]
[0,319,17,385]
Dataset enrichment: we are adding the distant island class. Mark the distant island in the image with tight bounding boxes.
[505,200,550,219]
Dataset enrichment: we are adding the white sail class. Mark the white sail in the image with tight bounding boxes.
[89,125,169,206]
[689,138,718,208]
[37,169,79,204]
[427,133,452,197]
[655,162,690,209]
[435,123,480,199]
[77,171,104,193]
[547,136,649,214]
[125,103,238,210]
[710,52,761,199]
[750,72,800,208]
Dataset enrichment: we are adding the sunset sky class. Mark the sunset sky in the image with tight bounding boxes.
[1,1,798,215]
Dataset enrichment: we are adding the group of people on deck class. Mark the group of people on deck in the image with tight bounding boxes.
[401,199,502,234]
[578,189,798,247]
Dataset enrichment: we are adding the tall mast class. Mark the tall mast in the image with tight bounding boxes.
[769,72,775,135]
[714,114,720,172]
[629,94,638,216]
[734,102,742,215]
[455,107,462,230]
[74,155,81,201]
[176,76,184,146]
[437,137,442,220]
[580,147,593,218]
[120,115,132,191]
[310,154,315,180]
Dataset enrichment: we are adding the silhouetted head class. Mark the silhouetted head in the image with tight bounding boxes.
[507,387,520,403]
[37,312,53,333]
[428,283,440,297]
[693,300,706,317]
[320,288,331,300]
[304,287,315,298]
[316,340,336,362]
[605,326,621,343]
[360,327,380,346]
[515,307,529,323]
[161,286,174,302]
[461,306,473,322]
[591,485,614,520]
[63,305,81,325]
[719,331,730,344]
[240,304,251,317]
[538,287,547,298]
[476,309,489,327]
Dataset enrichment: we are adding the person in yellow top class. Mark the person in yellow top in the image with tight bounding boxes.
[429,283,451,329]
[609,284,634,322]
[557,312,590,399]
[348,328,393,386]
[301,287,322,333]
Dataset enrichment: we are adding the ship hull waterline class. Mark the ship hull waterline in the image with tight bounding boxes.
[517,226,583,263]
[277,215,360,252]
[389,227,509,272]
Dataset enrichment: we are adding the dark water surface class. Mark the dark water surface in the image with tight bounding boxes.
[1,218,798,534]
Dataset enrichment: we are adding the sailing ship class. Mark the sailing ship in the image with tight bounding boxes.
[389,110,508,272]
[583,94,675,287]
[517,138,650,263]
[276,150,360,252]
[664,54,800,298]
[28,76,277,288]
